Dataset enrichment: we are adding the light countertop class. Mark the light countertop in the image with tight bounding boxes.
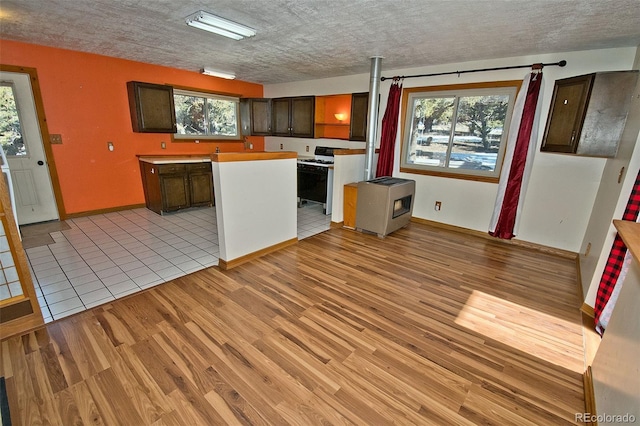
[614,219,640,262]
[138,155,211,164]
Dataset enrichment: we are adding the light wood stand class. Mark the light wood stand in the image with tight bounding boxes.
[343,182,358,229]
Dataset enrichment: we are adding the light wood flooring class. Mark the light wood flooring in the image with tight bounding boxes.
[0,222,586,425]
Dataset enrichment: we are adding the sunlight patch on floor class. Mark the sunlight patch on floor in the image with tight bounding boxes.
[455,290,585,373]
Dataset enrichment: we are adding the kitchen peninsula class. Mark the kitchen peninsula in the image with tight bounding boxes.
[140,152,298,270]
[212,151,298,269]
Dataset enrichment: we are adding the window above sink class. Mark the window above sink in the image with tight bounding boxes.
[173,88,242,142]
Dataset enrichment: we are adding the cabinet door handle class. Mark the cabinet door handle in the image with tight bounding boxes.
[570,131,576,143]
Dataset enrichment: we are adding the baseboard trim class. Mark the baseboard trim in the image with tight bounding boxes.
[583,366,598,426]
[218,237,298,270]
[64,203,146,219]
[581,305,600,374]
[410,217,578,259]
[575,256,586,303]
[581,303,595,318]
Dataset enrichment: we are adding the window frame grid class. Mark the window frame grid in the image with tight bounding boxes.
[399,80,522,183]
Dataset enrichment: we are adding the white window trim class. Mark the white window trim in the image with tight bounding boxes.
[399,81,521,183]
[173,88,241,141]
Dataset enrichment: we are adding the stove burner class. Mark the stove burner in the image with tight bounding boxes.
[302,159,334,164]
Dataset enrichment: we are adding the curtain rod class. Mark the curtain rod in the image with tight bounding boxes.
[380,60,567,81]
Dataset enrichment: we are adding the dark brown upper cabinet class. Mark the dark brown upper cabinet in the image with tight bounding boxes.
[127,81,177,133]
[349,92,369,141]
[240,93,369,140]
[272,96,315,138]
[541,71,638,157]
[240,98,272,136]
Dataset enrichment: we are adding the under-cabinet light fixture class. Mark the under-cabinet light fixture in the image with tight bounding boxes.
[186,10,256,40]
[201,68,236,79]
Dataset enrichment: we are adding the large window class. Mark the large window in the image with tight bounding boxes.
[173,88,241,141]
[400,81,520,182]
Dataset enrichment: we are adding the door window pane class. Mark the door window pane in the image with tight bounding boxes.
[0,84,27,156]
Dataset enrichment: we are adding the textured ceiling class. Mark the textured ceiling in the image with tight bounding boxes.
[1,0,640,84]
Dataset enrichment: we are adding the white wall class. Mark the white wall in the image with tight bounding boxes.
[581,70,640,303]
[264,47,637,252]
[213,156,297,263]
[584,119,640,306]
[591,258,640,424]
[266,136,365,157]
[585,48,640,423]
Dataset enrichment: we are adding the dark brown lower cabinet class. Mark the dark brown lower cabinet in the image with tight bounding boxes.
[140,161,214,215]
[187,163,215,207]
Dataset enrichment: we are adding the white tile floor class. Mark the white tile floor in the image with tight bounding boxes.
[26,203,331,323]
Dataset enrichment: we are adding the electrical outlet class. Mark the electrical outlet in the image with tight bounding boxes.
[161,141,166,149]
[435,201,441,211]
[280,143,283,150]
[306,145,309,152]
[107,141,114,151]
[50,134,63,144]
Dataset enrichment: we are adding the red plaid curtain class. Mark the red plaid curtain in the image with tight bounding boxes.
[594,169,640,328]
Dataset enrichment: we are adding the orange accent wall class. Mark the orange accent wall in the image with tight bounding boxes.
[314,94,352,140]
[0,40,264,215]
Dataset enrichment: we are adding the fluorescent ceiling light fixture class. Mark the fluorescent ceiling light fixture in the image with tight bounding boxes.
[186,10,256,40]
[202,68,236,79]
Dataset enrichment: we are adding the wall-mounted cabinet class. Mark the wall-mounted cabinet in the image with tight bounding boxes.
[541,70,638,157]
[240,93,369,141]
[349,92,369,141]
[272,96,315,137]
[127,81,177,133]
[240,98,272,136]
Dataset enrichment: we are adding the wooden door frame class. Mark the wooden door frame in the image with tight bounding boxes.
[1,64,67,220]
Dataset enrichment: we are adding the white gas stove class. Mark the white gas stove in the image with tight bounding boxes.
[297,146,338,215]
[297,146,336,167]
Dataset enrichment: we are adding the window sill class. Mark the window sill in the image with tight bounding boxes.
[399,167,499,183]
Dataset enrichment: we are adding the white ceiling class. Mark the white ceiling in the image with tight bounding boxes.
[1,0,640,85]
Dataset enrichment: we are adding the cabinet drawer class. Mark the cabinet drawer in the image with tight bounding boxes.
[187,162,212,173]
[157,164,186,175]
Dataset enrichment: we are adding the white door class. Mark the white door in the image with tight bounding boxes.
[0,71,58,225]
